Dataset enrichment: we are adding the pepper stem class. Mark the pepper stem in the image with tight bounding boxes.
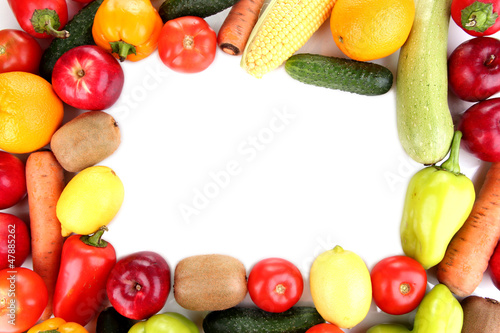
[440,131,463,175]
[109,41,137,62]
[80,226,109,248]
[30,9,70,38]
[40,330,61,333]
[461,1,499,33]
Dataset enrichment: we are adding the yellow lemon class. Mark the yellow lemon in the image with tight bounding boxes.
[57,166,124,236]
[309,245,372,329]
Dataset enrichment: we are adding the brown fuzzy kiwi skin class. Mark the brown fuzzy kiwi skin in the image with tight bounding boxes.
[174,254,248,311]
[461,296,500,333]
[50,111,121,172]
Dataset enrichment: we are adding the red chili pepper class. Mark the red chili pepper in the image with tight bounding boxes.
[7,0,69,39]
[53,227,116,327]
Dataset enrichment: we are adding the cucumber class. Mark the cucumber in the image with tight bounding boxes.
[202,306,325,333]
[396,0,454,165]
[39,0,103,82]
[285,53,393,96]
[158,0,239,22]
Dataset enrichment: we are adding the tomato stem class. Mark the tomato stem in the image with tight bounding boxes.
[400,282,411,295]
[183,35,194,50]
[461,1,498,33]
[0,46,5,55]
[275,283,286,295]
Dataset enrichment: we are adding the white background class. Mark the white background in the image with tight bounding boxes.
[2,0,500,331]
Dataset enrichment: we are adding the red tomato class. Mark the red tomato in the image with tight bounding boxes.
[0,267,48,333]
[370,255,427,315]
[157,16,217,73]
[0,29,42,74]
[451,0,500,36]
[306,323,344,333]
[247,257,303,313]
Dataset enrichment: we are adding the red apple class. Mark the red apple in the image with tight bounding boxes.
[0,151,27,209]
[106,251,171,320]
[458,98,500,161]
[448,36,500,102]
[0,213,30,269]
[52,45,124,110]
[489,241,500,290]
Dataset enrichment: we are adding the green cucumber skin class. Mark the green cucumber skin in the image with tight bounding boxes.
[285,53,393,96]
[202,306,325,333]
[396,0,454,165]
[39,0,104,82]
[159,0,239,22]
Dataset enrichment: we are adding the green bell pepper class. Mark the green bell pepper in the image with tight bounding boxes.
[367,284,463,333]
[400,131,475,269]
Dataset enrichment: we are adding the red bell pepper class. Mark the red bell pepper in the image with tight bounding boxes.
[53,227,116,326]
[7,0,69,39]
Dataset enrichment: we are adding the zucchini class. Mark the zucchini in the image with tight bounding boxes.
[202,306,325,333]
[396,0,454,165]
[284,53,393,96]
[39,0,103,82]
[158,0,239,22]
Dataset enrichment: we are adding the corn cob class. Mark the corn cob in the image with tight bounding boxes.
[241,0,336,78]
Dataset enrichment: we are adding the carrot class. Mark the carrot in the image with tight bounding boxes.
[437,162,500,297]
[217,0,266,55]
[26,150,66,321]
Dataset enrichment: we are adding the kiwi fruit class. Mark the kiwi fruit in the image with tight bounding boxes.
[51,111,121,172]
[461,296,500,333]
[174,254,247,311]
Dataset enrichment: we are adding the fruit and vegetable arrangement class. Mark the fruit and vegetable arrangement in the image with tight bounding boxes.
[1,0,500,331]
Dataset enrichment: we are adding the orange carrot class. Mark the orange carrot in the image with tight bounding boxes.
[437,162,500,297]
[217,0,266,55]
[26,150,66,320]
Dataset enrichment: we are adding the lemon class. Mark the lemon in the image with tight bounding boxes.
[309,245,372,329]
[57,166,124,236]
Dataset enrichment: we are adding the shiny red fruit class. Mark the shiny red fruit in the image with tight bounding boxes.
[448,36,500,102]
[371,255,427,315]
[52,45,124,110]
[106,251,171,320]
[0,213,30,269]
[0,29,42,74]
[248,257,303,313]
[488,241,500,290]
[0,151,26,210]
[458,98,500,162]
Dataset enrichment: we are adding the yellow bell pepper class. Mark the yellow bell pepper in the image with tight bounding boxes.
[27,318,88,333]
[92,0,163,62]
